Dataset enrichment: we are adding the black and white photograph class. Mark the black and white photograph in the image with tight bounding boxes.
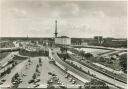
[0,0,127,89]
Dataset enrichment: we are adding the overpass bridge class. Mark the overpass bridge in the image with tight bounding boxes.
[0,47,21,53]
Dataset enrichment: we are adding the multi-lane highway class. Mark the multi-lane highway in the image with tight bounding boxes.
[51,50,127,89]
[52,51,93,82]
[69,59,126,89]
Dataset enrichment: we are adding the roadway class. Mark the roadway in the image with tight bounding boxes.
[52,50,127,89]
[52,51,93,82]
[71,45,127,51]
[71,45,127,57]
[0,51,18,68]
[68,59,126,89]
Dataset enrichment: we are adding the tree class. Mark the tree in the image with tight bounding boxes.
[7,67,11,74]
[119,54,127,73]
[60,46,68,54]
[79,50,85,60]
[99,57,106,62]
[36,68,39,73]
[63,54,69,61]
[84,79,110,89]
[39,58,42,63]
[36,64,39,68]
[32,73,36,79]
[84,53,93,58]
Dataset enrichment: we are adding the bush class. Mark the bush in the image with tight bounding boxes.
[119,54,127,73]
[84,79,110,89]
[84,53,93,58]
[19,49,49,57]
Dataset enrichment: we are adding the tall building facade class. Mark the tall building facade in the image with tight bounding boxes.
[94,36,104,45]
[55,36,71,45]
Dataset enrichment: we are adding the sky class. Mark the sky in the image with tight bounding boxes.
[0,0,127,38]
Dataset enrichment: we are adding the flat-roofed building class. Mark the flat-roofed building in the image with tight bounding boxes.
[55,36,71,45]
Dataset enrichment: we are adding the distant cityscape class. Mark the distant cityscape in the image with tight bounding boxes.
[0,0,127,89]
[0,20,127,48]
[0,19,127,89]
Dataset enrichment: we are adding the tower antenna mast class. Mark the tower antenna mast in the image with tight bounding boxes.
[54,20,58,38]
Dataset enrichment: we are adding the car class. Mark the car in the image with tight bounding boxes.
[28,79,34,84]
[33,84,39,88]
[34,79,40,83]
[48,79,53,83]
[12,81,16,84]
[57,81,62,84]
[48,72,52,75]
[52,73,57,76]
[65,74,69,78]
[60,85,67,89]
[1,79,6,82]
[19,79,22,83]
[72,80,76,84]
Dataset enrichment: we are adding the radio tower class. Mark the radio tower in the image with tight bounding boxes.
[54,20,58,38]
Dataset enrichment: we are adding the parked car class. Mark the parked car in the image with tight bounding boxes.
[1,79,6,82]
[72,80,76,84]
[33,84,39,88]
[34,79,40,83]
[28,79,34,84]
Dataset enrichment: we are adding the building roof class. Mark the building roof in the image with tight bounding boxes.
[56,36,69,38]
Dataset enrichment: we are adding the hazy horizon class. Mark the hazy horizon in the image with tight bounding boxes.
[0,0,127,38]
[0,36,127,39]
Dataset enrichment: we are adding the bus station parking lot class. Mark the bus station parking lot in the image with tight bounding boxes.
[0,56,84,88]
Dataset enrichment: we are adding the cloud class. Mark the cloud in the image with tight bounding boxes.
[91,10,105,17]
[51,10,61,18]
[65,3,80,16]
[0,0,127,38]
[11,8,27,17]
